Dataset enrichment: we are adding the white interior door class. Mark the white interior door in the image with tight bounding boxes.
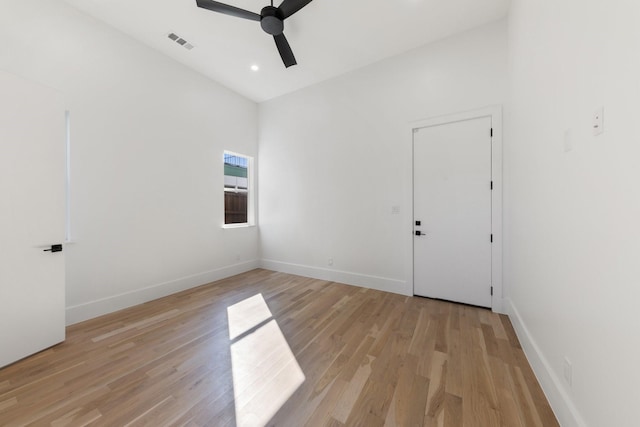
[413,117,492,307]
[0,71,66,368]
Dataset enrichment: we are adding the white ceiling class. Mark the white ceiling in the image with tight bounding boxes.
[62,0,510,102]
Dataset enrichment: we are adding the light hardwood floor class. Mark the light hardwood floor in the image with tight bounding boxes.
[0,269,558,426]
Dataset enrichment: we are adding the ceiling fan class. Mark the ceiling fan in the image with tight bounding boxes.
[195,0,314,68]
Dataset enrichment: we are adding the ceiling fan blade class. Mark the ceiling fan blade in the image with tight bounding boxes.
[277,0,313,19]
[195,0,260,21]
[273,33,297,68]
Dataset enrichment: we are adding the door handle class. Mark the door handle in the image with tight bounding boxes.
[43,244,63,253]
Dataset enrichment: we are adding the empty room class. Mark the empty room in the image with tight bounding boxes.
[1,0,638,426]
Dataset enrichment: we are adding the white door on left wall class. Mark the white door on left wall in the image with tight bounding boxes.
[0,71,66,368]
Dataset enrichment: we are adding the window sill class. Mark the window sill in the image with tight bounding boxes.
[222,223,256,230]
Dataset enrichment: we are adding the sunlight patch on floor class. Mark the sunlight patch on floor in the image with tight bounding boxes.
[228,294,305,427]
[227,293,273,340]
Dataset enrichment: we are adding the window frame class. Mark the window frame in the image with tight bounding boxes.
[222,150,255,229]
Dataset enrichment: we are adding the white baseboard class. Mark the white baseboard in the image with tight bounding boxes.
[260,259,411,296]
[66,260,260,325]
[505,298,587,427]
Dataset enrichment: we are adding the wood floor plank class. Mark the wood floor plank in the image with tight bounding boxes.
[488,357,524,427]
[0,269,558,426]
[443,393,463,427]
[424,351,448,421]
[332,354,375,423]
[385,352,420,427]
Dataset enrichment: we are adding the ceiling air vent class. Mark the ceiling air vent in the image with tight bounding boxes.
[167,32,194,50]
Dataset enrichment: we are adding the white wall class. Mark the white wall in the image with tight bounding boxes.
[259,21,507,295]
[0,0,259,324]
[505,1,640,426]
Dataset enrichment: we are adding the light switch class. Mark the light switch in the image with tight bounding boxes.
[593,107,604,136]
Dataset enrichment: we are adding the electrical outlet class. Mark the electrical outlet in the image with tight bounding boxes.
[563,357,572,387]
[328,258,334,266]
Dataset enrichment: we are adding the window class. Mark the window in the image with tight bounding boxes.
[223,151,254,226]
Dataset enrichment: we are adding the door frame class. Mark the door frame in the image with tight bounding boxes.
[407,106,503,313]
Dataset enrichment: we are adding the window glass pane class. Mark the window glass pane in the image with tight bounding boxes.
[224,152,249,224]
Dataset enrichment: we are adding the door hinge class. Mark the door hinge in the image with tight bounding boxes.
[490,128,493,137]
[491,286,494,296]
[490,234,493,243]
[490,181,493,190]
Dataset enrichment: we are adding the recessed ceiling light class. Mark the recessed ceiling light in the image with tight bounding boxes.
[250,65,260,72]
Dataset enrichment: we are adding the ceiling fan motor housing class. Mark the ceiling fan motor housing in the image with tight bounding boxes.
[260,6,284,35]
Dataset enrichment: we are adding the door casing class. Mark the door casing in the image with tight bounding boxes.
[407,106,503,313]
